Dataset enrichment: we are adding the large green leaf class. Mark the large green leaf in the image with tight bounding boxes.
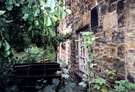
[79,82,87,87]
[48,27,56,37]
[51,0,55,10]
[4,50,10,57]
[94,84,100,89]
[46,0,55,10]
[56,7,60,16]
[28,26,32,31]
[28,16,33,22]
[46,17,52,26]
[52,78,60,86]
[60,10,66,19]
[6,0,13,4]
[65,82,76,91]
[46,0,51,7]
[34,20,39,26]
[23,14,29,20]
[22,7,30,14]
[0,11,6,15]
[50,16,57,22]
[101,85,108,92]
[43,80,47,83]
[40,0,45,6]
[66,9,72,14]
[3,41,10,51]
[33,7,40,16]
[6,3,13,11]
[35,85,41,89]
[115,86,125,92]
[62,74,69,79]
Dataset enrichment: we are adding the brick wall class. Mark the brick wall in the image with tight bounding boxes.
[57,0,135,82]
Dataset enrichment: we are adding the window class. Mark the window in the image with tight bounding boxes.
[58,40,70,64]
[91,6,99,29]
[77,27,88,74]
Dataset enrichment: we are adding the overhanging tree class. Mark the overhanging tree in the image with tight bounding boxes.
[0,0,71,57]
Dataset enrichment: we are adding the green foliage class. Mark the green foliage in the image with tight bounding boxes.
[65,9,72,14]
[44,45,57,62]
[79,82,87,88]
[76,32,98,89]
[13,45,56,63]
[105,69,116,76]
[55,33,72,43]
[114,80,135,92]
[0,10,6,15]
[77,32,97,60]
[79,32,94,48]
[0,0,71,58]
[36,78,60,92]
[93,78,106,85]
[5,86,18,92]
[36,77,84,92]
[3,41,11,57]
[0,57,19,92]
[58,61,67,68]
[92,78,109,92]
[3,41,10,51]
[105,69,116,80]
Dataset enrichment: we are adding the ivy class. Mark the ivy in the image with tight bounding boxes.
[114,80,135,92]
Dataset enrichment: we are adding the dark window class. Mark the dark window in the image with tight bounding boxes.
[91,7,98,29]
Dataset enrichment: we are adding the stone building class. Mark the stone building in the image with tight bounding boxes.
[57,0,135,83]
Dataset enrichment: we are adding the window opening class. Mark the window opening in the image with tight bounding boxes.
[91,6,98,29]
[77,27,89,74]
[58,41,69,64]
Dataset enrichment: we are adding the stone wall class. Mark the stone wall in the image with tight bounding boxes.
[126,0,135,83]
[57,0,135,82]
